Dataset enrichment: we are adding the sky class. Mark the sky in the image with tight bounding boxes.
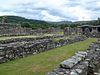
[0,0,100,22]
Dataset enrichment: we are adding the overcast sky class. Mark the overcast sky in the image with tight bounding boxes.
[0,0,100,22]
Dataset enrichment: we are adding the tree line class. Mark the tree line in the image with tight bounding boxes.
[0,16,100,29]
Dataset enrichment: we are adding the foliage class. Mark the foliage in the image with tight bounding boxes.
[0,16,51,29]
[21,22,31,28]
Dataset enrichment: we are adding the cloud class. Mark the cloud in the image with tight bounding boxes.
[0,0,100,21]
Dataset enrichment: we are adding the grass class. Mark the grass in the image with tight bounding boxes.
[0,31,64,41]
[0,38,97,75]
[54,32,64,35]
[0,34,53,40]
[0,33,63,40]
[0,35,38,40]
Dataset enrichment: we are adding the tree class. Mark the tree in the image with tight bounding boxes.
[21,22,31,28]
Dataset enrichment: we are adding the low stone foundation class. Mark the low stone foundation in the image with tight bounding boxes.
[47,39,100,75]
[0,35,86,63]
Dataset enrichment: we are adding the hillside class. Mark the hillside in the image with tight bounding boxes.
[0,16,75,29]
[0,16,48,24]
[47,21,72,25]
[0,16,100,29]
[0,16,51,29]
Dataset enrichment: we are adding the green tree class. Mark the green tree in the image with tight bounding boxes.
[21,22,31,28]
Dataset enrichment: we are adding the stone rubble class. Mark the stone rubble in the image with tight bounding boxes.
[47,39,100,75]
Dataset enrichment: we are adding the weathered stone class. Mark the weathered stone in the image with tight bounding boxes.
[0,35,86,63]
[47,40,100,75]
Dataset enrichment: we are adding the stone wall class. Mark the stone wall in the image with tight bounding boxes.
[79,25,100,38]
[64,27,82,36]
[47,40,100,75]
[0,23,33,36]
[0,35,86,63]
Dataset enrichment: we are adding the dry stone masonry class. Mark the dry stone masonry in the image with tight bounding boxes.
[79,25,100,38]
[0,35,86,63]
[0,23,33,36]
[47,39,100,75]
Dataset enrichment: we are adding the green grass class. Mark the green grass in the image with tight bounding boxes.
[0,35,39,40]
[0,38,97,75]
[0,33,63,40]
[54,32,64,35]
[0,31,64,41]
[0,34,53,40]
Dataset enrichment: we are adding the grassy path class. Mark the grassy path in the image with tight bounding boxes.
[0,33,63,40]
[0,35,38,40]
[0,38,97,75]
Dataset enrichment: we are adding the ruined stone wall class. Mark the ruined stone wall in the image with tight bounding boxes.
[0,35,86,63]
[0,23,33,36]
[64,27,83,36]
[47,40,100,75]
